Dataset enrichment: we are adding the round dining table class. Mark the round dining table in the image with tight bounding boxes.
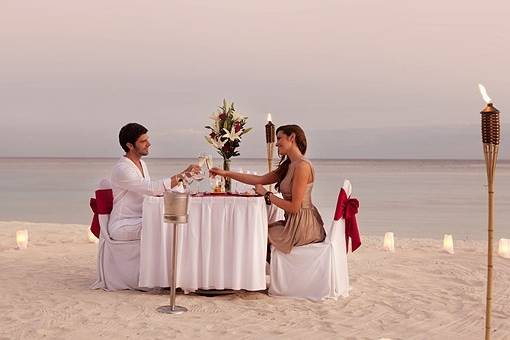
[139,193,284,291]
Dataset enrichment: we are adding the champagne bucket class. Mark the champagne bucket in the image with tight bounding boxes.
[164,191,189,224]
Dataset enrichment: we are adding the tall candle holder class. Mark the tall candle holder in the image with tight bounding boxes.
[265,113,275,191]
[479,84,501,340]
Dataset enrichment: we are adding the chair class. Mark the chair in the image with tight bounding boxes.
[90,179,141,291]
[268,179,354,301]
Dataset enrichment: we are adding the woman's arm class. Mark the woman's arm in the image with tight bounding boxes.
[209,167,279,185]
[255,161,310,214]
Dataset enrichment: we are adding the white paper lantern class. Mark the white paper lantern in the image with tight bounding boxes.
[443,234,454,254]
[16,230,28,249]
[383,232,395,252]
[87,229,99,244]
[498,239,510,259]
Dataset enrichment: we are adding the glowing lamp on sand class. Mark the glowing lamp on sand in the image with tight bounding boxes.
[443,234,454,254]
[87,229,99,244]
[16,230,28,249]
[383,232,395,252]
[498,239,510,259]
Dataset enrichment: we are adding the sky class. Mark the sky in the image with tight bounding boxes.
[1,0,509,158]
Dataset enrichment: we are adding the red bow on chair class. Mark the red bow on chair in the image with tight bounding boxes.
[334,188,361,252]
[89,189,113,238]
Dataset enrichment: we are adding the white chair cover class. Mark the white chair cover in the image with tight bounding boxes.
[91,179,141,291]
[268,179,352,301]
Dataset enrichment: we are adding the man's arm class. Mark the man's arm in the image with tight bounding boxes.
[112,163,171,196]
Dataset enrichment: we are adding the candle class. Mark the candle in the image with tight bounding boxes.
[443,234,454,254]
[498,239,510,258]
[16,230,28,249]
[265,113,275,143]
[383,232,395,252]
[87,229,99,244]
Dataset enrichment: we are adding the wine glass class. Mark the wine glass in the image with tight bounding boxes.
[198,153,207,169]
[193,154,207,193]
[182,173,193,192]
[205,154,213,171]
[205,155,215,192]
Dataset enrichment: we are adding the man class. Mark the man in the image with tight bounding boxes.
[109,123,199,241]
[93,122,199,291]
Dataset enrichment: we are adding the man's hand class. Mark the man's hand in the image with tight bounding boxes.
[183,164,201,177]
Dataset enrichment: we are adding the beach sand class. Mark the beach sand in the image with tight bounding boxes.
[1,221,509,340]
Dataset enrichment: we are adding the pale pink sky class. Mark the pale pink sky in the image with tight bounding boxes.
[1,1,508,158]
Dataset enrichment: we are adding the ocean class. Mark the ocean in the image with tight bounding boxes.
[1,158,509,240]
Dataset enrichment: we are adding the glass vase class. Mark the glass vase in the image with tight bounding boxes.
[223,158,231,192]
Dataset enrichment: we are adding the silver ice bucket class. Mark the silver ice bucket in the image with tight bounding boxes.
[163,191,189,224]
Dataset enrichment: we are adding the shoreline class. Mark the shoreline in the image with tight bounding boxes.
[0,220,496,243]
[2,156,510,161]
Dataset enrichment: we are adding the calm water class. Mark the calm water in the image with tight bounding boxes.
[1,158,509,240]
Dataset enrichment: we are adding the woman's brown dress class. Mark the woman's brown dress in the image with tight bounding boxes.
[269,159,325,253]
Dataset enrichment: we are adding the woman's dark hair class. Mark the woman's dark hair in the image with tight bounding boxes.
[119,123,148,152]
[274,125,307,192]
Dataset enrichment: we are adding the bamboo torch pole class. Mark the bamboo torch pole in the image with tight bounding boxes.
[479,84,501,340]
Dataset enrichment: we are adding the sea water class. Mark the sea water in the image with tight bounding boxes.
[0,158,509,240]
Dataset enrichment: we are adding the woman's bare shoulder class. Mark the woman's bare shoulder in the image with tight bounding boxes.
[293,159,313,176]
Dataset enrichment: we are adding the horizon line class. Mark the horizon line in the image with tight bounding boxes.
[1,156,508,162]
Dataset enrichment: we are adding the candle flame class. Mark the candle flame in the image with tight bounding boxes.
[478,84,492,104]
[266,113,272,122]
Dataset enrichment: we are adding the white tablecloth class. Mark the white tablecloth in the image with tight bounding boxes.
[140,195,282,291]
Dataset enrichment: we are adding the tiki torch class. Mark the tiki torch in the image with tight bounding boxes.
[479,84,500,340]
[265,113,275,190]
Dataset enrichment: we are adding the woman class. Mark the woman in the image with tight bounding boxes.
[209,124,325,254]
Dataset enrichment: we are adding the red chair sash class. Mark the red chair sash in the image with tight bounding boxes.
[334,188,361,252]
[89,189,113,238]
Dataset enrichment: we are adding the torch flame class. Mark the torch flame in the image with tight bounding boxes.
[478,84,492,104]
[267,113,272,122]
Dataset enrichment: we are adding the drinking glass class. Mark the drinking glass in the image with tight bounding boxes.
[193,154,207,193]
[205,155,215,192]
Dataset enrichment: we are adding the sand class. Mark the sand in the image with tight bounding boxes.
[1,221,509,340]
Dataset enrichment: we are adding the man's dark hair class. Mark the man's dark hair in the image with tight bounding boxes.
[119,123,148,152]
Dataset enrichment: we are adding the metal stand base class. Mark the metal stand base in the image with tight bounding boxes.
[157,305,188,314]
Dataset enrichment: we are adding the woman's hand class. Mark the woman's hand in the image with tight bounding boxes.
[209,167,227,177]
[254,184,267,196]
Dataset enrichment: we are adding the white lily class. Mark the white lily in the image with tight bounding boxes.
[208,136,226,149]
[209,110,221,122]
[223,125,242,141]
[230,109,246,122]
[212,120,220,133]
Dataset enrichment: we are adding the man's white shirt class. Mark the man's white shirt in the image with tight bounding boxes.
[108,157,172,235]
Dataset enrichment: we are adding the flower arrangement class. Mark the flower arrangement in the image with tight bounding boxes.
[205,99,252,160]
[205,99,251,192]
